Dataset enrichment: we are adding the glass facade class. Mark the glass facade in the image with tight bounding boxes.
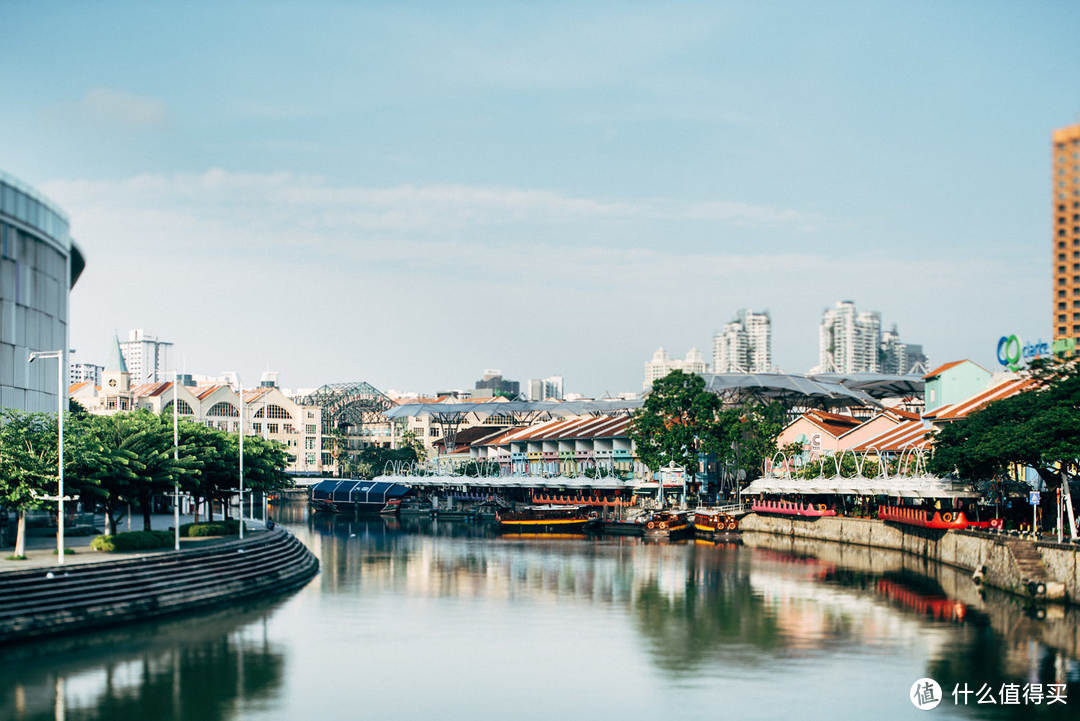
[0,170,84,413]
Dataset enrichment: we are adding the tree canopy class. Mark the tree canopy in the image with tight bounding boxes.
[629,370,784,484]
[929,358,1080,489]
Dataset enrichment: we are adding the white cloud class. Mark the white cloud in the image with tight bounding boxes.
[44,169,1039,393]
[69,88,168,128]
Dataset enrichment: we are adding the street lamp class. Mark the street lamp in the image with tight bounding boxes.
[172,369,180,551]
[238,381,244,540]
[28,349,69,564]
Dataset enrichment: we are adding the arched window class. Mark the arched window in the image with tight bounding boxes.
[207,402,240,418]
[255,404,292,420]
[163,399,194,415]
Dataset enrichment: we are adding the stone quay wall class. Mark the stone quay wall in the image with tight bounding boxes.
[738,513,1080,604]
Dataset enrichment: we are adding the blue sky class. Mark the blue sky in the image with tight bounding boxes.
[2,1,1078,394]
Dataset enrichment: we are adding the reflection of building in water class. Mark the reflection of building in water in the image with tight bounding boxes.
[0,602,286,721]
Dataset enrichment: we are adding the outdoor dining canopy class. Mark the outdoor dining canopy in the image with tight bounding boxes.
[741,475,980,499]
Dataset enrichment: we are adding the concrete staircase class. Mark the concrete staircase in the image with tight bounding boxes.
[0,528,318,643]
[1003,538,1062,600]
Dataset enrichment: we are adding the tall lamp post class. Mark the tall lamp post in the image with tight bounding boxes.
[173,370,180,551]
[238,381,244,540]
[28,349,67,564]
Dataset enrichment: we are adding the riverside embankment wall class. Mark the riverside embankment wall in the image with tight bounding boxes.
[0,528,318,643]
[739,513,1080,603]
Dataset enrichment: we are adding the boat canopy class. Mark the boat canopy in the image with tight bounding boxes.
[741,475,980,499]
[311,480,410,505]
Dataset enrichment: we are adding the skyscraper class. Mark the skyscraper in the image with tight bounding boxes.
[118,328,174,384]
[713,309,772,373]
[1053,122,1080,349]
[816,301,881,374]
[528,376,564,401]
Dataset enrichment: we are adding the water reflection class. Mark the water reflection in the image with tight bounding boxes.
[1,600,288,721]
[3,504,1078,721]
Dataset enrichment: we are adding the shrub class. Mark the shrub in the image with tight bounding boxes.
[179,520,243,537]
[91,531,174,552]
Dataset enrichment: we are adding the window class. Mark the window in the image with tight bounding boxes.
[268,423,279,434]
[206,401,239,417]
[305,437,315,450]
[283,422,295,433]
[305,453,316,465]
[266,405,291,419]
[305,423,317,434]
[163,399,194,415]
[1060,314,1067,322]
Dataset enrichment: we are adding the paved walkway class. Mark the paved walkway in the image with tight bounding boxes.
[1,513,268,574]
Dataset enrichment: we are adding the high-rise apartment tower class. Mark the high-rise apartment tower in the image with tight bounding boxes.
[1053,122,1080,348]
[713,309,772,373]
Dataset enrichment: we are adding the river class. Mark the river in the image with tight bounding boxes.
[2,502,1078,720]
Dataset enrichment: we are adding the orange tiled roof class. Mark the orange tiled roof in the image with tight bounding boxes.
[131,381,173,398]
[923,359,989,379]
[851,420,934,452]
[928,378,1035,422]
[801,409,862,437]
[68,381,91,394]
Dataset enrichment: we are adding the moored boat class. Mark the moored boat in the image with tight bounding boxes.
[496,505,600,534]
[642,511,691,539]
[693,511,739,539]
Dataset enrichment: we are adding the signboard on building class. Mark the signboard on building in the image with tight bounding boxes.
[996,333,1071,371]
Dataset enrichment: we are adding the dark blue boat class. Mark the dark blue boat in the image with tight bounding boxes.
[309,479,411,514]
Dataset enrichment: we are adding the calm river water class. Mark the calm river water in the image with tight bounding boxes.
[2,502,1078,721]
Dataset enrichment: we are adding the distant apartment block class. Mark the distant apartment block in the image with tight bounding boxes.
[69,360,103,387]
[643,347,706,390]
[528,375,564,400]
[713,309,772,373]
[119,328,173,384]
[815,301,926,375]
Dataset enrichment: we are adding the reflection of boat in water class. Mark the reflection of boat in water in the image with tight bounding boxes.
[693,511,739,540]
[643,511,691,539]
[397,498,435,517]
[496,505,600,534]
[434,508,476,521]
[875,574,968,622]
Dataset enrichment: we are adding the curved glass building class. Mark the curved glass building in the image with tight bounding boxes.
[0,170,85,412]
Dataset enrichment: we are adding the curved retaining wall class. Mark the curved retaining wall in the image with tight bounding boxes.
[739,513,1080,604]
[0,529,319,643]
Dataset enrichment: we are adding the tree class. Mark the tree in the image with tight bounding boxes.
[0,410,58,556]
[65,413,142,535]
[631,371,725,476]
[930,358,1080,529]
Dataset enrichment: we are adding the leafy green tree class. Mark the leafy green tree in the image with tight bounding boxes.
[929,358,1080,528]
[630,370,727,477]
[65,413,143,535]
[631,371,785,493]
[0,410,58,556]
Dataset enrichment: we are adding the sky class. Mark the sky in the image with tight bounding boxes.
[2,1,1078,395]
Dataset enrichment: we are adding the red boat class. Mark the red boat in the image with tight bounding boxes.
[878,505,972,529]
[751,500,836,518]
